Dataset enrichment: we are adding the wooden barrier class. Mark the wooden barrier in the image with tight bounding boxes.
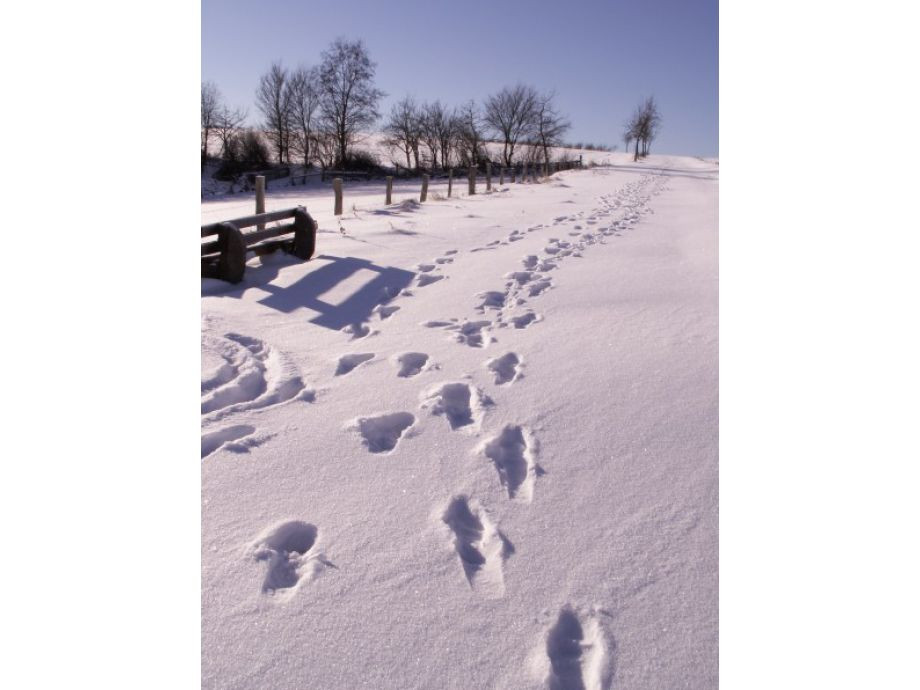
[420,174,429,202]
[486,162,492,191]
[500,167,504,185]
[333,178,343,215]
[201,207,317,284]
[385,176,393,205]
[468,167,476,195]
[448,168,453,198]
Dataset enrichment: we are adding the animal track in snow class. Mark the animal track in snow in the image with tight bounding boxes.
[394,352,429,378]
[421,382,492,431]
[486,352,522,385]
[348,412,415,454]
[479,425,539,502]
[441,496,512,597]
[510,312,541,329]
[334,353,374,376]
[544,607,611,690]
[252,521,328,595]
[201,333,312,421]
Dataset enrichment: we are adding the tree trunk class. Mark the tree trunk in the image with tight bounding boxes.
[634,138,640,162]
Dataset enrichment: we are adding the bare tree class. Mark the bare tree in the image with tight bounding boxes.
[201,81,222,162]
[383,96,423,170]
[455,100,484,167]
[533,92,571,167]
[624,96,662,161]
[256,62,293,164]
[287,66,321,168]
[420,101,457,169]
[214,104,248,160]
[483,84,540,166]
[318,38,385,168]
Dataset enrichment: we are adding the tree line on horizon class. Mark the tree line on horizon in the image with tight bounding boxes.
[202,38,659,179]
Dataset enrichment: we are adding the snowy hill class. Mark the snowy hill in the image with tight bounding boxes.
[201,154,718,689]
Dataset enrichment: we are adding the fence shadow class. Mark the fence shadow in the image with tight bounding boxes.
[255,254,415,331]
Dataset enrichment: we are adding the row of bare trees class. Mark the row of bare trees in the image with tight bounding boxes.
[202,38,384,172]
[382,85,570,172]
[623,97,662,161]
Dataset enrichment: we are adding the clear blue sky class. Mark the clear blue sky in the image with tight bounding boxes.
[202,0,718,156]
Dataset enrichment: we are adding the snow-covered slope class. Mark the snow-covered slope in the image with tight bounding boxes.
[201,154,718,689]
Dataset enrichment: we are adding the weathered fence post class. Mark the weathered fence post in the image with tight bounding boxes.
[333,178,343,215]
[486,162,492,191]
[511,166,516,184]
[521,163,527,183]
[255,176,266,230]
[448,168,453,198]
[385,176,393,205]
[499,167,504,185]
[468,166,476,195]
[420,173,429,202]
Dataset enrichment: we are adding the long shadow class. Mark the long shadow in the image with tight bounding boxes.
[255,254,415,330]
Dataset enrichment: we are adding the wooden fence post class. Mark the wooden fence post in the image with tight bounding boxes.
[511,166,516,184]
[448,168,453,198]
[420,173,429,202]
[499,167,504,185]
[468,166,476,195]
[385,176,393,205]
[521,163,527,183]
[333,178,343,215]
[255,176,266,230]
[486,162,492,191]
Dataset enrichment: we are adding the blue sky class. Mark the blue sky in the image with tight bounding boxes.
[202,0,718,156]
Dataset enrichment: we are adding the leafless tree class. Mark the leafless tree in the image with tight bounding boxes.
[287,66,321,168]
[624,96,662,161]
[201,81,222,162]
[383,96,423,170]
[214,104,248,159]
[455,100,485,167]
[483,84,540,166]
[313,129,338,170]
[533,92,571,167]
[420,101,457,169]
[317,38,384,167]
[256,62,293,164]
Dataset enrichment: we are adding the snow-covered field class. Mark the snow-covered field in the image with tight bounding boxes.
[201,153,718,689]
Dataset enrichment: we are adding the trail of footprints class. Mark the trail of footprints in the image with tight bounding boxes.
[210,173,665,684]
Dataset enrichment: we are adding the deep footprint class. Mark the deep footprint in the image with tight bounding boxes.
[395,352,429,378]
[253,521,320,594]
[545,608,610,690]
[334,353,374,376]
[486,352,522,385]
[442,496,511,596]
[422,382,491,431]
[351,412,415,453]
[479,425,538,502]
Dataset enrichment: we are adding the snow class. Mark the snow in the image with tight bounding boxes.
[201,153,718,688]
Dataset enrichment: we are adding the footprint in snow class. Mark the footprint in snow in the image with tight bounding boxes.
[334,353,374,376]
[394,352,429,378]
[442,496,513,598]
[420,382,492,431]
[543,607,613,690]
[347,412,416,454]
[486,352,522,385]
[251,521,331,595]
